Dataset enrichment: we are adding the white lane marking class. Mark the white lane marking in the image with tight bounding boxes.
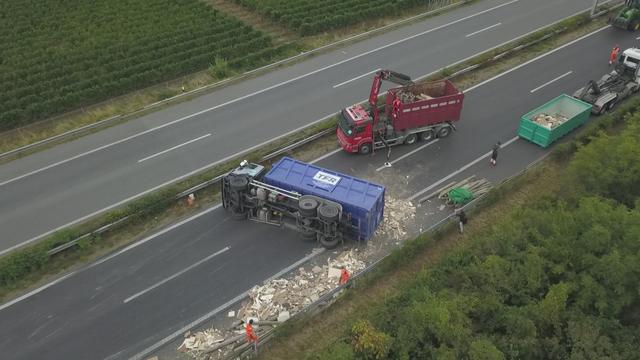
[137,134,211,163]
[0,0,519,188]
[333,68,381,88]
[309,148,342,164]
[636,36,640,40]
[465,25,611,93]
[127,247,325,360]
[123,246,230,304]
[408,136,519,202]
[465,22,502,38]
[530,71,573,93]
[0,205,222,311]
[376,139,439,171]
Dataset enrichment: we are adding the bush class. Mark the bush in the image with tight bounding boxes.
[350,320,392,360]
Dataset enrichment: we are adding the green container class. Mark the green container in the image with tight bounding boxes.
[518,94,592,148]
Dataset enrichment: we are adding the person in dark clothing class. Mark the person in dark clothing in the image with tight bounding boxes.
[457,209,467,234]
[490,141,501,166]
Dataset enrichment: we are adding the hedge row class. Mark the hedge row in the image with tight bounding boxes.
[0,0,282,131]
[234,0,448,35]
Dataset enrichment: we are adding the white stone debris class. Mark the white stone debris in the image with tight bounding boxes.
[178,328,224,354]
[374,197,416,240]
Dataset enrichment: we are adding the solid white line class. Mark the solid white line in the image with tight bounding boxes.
[530,71,573,93]
[333,69,381,88]
[0,273,74,312]
[465,25,611,93]
[636,35,640,40]
[137,134,211,163]
[0,0,519,188]
[123,246,230,303]
[127,247,325,360]
[408,136,519,202]
[465,22,502,38]
[376,139,439,171]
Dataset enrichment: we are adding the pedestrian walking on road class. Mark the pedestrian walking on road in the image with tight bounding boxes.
[339,266,351,285]
[490,141,501,166]
[610,44,621,65]
[244,319,259,353]
[456,209,467,234]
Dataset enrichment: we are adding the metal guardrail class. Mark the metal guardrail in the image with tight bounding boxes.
[227,151,553,360]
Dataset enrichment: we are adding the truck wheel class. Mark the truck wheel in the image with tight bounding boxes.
[319,235,341,249]
[404,133,417,145]
[229,176,249,192]
[358,143,372,154]
[300,229,317,242]
[298,196,319,217]
[318,203,340,222]
[230,207,247,220]
[437,126,451,138]
[420,130,435,141]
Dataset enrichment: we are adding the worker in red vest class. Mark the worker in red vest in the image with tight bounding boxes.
[610,45,621,65]
[244,319,258,353]
[339,266,350,285]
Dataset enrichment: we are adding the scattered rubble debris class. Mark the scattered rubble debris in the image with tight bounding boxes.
[178,196,418,359]
[374,197,415,240]
[532,112,568,129]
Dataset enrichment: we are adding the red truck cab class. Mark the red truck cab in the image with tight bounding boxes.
[337,104,375,153]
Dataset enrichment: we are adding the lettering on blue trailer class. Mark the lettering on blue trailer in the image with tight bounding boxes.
[312,171,341,189]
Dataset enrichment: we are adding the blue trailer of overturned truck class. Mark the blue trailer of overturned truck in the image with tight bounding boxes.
[221,157,385,249]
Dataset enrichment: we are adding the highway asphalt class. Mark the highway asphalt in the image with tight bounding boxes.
[0,21,635,360]
[0,0,595,253]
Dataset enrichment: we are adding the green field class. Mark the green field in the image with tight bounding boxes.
[233,0,446,35]
[0,0,281,130]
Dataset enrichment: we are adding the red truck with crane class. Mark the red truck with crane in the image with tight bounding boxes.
[337,70,465,154]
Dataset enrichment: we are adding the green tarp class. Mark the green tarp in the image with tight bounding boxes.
[447,187,474,206]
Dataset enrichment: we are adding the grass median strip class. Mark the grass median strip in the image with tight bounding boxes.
[0,9,614,307]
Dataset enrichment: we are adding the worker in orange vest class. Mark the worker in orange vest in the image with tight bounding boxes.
[609,44,621,65]
[244,319,258,353]
[339,266,350,285]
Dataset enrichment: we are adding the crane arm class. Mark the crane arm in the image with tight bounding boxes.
[368,70,413,107]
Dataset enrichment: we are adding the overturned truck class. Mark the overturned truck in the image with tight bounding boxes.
[221,157,385,249]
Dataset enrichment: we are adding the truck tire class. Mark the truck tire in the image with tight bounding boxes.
[359,143,372,154]
[420,130,435,142]
[300,229,317,242]
[229,176,249,192]
[318,203,340,222]
[404,133,417,145]
[298,196,319,217]
[319,235,341,249]
[230,207,247,220]
[437,126,451,138]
